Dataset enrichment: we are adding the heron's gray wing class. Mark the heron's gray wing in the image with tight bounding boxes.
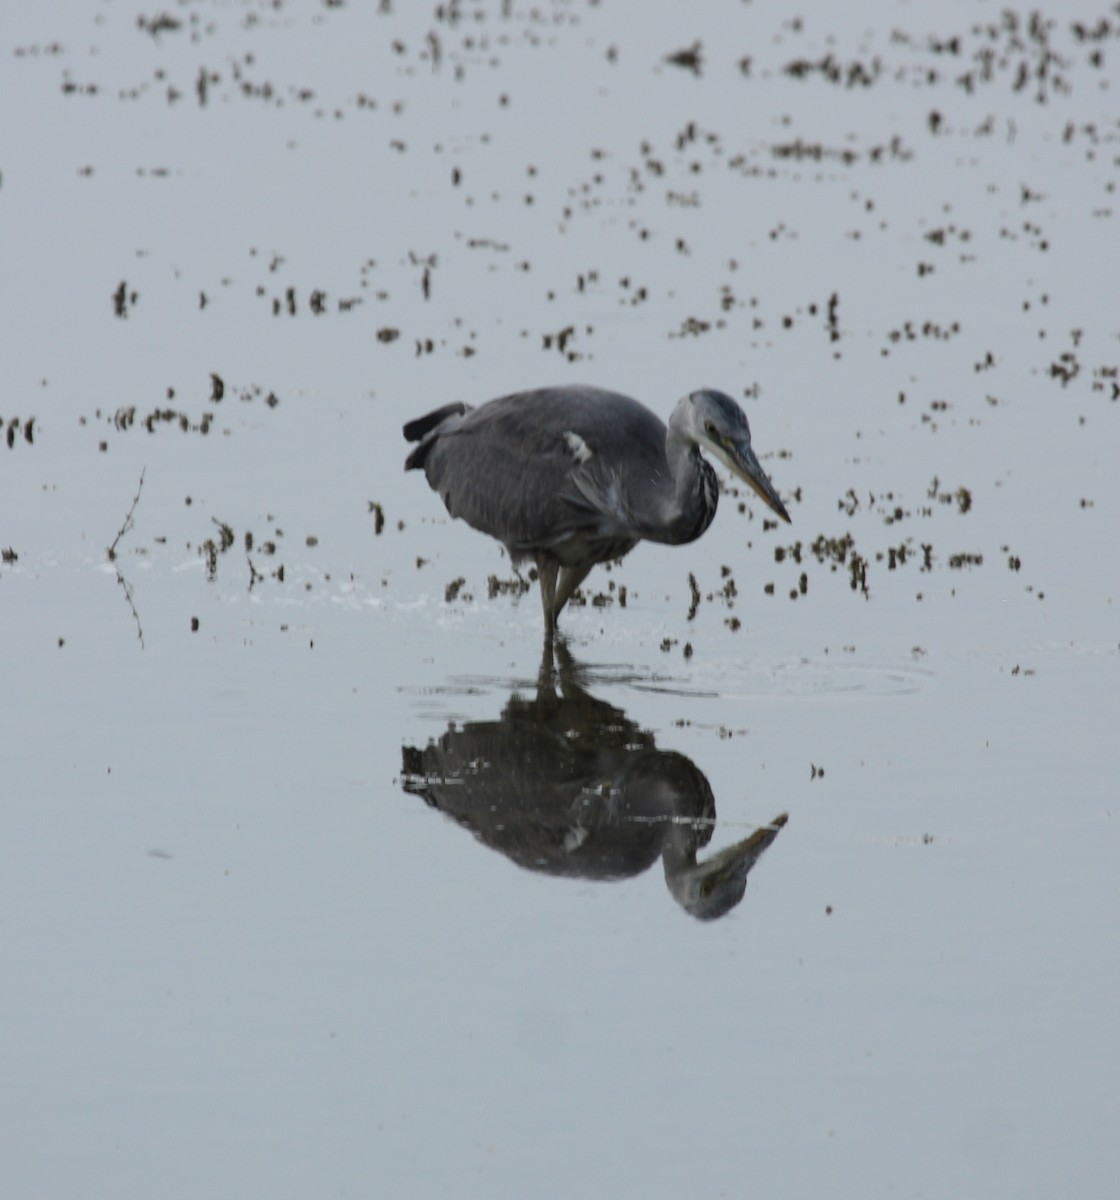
[419,387,651,564]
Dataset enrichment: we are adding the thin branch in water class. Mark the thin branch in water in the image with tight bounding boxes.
[107,467,146,561]
[114,565,145,649]
[106,468,147,647]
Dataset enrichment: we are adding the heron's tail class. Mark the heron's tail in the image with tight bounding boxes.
[403,402,470,470]
[403,402,468,443]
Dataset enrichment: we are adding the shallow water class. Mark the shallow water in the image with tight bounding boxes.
[3,1,1118,1196]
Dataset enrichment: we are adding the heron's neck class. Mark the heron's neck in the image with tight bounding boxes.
[656,424,718,545]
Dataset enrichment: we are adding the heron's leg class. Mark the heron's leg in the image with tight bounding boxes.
[553,563,593,620]
[534,554,560,630]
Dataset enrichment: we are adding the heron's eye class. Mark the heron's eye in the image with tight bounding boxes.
[705,421,718,439]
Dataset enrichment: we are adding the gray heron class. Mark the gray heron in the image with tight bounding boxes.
[403,384,790,633]
[401,638,788,919]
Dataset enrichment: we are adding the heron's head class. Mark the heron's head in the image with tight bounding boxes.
[681,389,791,523]
[665,813,789,920]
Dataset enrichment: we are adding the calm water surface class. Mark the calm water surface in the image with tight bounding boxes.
[2,1,1117,1196]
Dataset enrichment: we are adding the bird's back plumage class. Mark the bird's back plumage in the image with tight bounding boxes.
[405,385,675,567]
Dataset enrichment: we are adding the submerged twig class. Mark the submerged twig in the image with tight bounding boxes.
[114,565,145,649]
[686,571,701,621]
[107,468,146,561]
[106,468,147,647]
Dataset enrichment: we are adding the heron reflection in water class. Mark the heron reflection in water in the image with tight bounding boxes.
[404,385,790,635]
[401,640,786,920]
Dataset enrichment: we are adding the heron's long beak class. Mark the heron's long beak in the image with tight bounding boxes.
[722,440,791,523]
